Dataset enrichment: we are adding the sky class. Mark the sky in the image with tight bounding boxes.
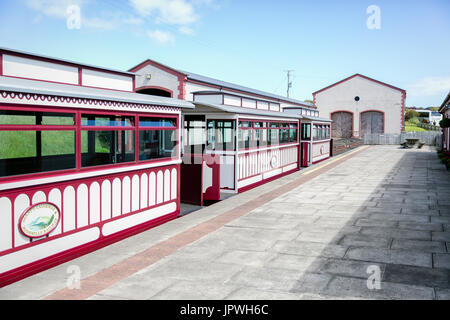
[0,0,449,108]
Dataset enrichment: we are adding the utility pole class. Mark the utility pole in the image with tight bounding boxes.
[285,70,294,98]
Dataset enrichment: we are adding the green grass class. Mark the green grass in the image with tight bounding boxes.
[405,117,429,132]
[405,123,427,132]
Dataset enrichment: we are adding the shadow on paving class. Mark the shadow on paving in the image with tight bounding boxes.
[222,146,450,300]
[86,146,450,300]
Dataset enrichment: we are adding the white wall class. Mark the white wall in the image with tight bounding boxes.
[134,63,180,98]
[314,76,404,136]
[3,54,79,85]
[82,69,133,92]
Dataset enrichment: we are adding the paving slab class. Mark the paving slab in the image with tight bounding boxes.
[345,247,433,268]
[1,145,449,300]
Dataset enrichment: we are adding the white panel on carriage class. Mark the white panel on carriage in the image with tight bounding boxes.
[223,95,241,107]
[63,186,76,232]
[81,68,133,92]
[77,184,89,228]
[269,103,280,112]
[32,191,46,204]
[14,194,30,247]
[220,156,235,189]
[112,178,122,218]
[242,98,256,109]
[0,227,100,274]
[263,168,282,179]
[131,175,140,212]
[0,197,12,252]
[101,180,112,221]
[140,173,148,209]
[89,182,101,224]
[149,172,156,206]
[202,161,213,194]
[156,171,164,204]
[170,168,177,200]
[257,101,269,110]
[48,188,62,236]
[238,174,262,188]
[3,54,79,85]
[122,176,131,214]
[164,170,171,202]
[283,163,298,173]
[101,202,177,237]
[193,94,223,105]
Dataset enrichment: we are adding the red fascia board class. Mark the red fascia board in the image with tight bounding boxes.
[312,74,406,96]
[128,59,186,78]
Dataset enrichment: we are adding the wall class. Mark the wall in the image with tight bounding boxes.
[134,63,180,98]
[314,76,404,136]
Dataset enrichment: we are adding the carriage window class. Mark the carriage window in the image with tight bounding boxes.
[313,125,318,140]
[254,122,267,148]
[280,123,290,144]
[81,130,135,167]
[139,130,176,160]
[0,110,75,125]
[207,120,235,151]
[81,115,133,127]
[301,123,311,140]
[139,117,176,127]
[81,114,135,168]
[289,123,298,142]
[268,123,279,146]
[0,110,76,177]
[238,127,252,149]
[139,117,177,161]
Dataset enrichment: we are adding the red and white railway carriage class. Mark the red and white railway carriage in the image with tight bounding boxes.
[0,48,193,286]
[283,107,332,166]
[180,92,302,205]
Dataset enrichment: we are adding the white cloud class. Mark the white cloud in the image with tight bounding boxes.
[178,26,194,35]
[129,0,198,25]
[408,76,450,97]
[147,29,175,44]
[26,0,85,18]
[123,15,145,25]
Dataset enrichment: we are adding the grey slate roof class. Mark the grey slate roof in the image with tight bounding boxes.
[0,76,194,109]
[179,70,314,108]
[190,102,303,120]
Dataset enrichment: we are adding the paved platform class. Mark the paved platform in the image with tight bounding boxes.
[1,145,449,300]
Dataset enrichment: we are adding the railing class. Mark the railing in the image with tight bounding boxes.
[363,132,442,146]
[238,145,298,181]
[417,122,441,131]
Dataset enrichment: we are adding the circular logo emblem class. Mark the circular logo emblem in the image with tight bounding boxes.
[270,155,278,168]
[19,202,60,238]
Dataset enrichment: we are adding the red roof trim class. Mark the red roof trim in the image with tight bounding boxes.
[128,59,186,78]
[312,74,406,96]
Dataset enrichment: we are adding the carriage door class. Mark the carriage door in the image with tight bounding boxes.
[331,112,353,138]
[360,111,384,137]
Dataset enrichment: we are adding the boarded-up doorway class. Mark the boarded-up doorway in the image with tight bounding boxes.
[361,111,384,136]
[331,111,353,138]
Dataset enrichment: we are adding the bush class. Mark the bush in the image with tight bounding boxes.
[405,109,419,121]
[440,118,450,128]
[438,151,450,169]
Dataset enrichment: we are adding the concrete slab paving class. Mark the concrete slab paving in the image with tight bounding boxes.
[1,145,450,300]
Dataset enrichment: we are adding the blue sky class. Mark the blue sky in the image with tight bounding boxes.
[0,0,449,108]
